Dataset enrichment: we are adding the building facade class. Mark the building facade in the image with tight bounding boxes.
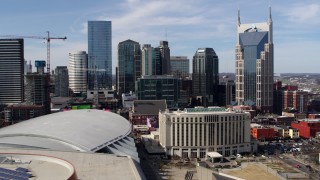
[25,73,51,114]
[54,66,69,97]
[250,124,275,140]
[141,44,154,76]
[170,56,190,79]
[117,39,141,96]
[192,48,219,107]
[136,75,180,108]
[88,21,112,89]
[159,107,251,158]
[283,90,308,113]
[157,41,170,75]
[235,9,274,113]
[69,51,88,94]
[291,119,320,139]
[0,39,24,104]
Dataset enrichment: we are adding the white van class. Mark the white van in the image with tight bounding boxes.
[236,154,242,158]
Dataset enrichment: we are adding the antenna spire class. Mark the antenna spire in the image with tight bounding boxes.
[165,27,167,41]
[237,9,241,26]
[268,5,272,23]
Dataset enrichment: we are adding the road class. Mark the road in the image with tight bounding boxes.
[281,154,320,180]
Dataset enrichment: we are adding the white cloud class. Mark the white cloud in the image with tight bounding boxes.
[281,3,320,24]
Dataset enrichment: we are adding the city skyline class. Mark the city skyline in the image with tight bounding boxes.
[1,0,320,73]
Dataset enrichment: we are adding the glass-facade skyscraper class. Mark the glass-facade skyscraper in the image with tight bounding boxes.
[192,48,219,107]
[117,39,141,96]
[0,39,24,104]
[235,8,273,113]
[88,21,112,90]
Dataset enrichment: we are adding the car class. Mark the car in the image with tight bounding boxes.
[293,164,301,168]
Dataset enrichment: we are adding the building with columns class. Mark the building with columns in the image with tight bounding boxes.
[159,107,252,159]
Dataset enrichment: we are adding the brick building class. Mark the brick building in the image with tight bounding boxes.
[291,119,320,139]
[251,124,275,140]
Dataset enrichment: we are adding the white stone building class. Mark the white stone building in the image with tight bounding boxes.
[159,107,252,159]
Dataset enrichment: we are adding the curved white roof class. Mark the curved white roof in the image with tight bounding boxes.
[0,109,132,152]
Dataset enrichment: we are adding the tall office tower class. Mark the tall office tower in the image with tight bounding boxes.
[170,56,190,79]
[154,41,170,75]
[24,60,32,75]
[141,44,154,76]
[54,66,69,97]
[192,48,219,107]
[88,21,112,90]
[117,39,141,96]
[235,8,274,113]
[0,39,24,104]
[69,51,88,94]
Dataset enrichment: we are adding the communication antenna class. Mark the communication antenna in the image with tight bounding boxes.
[165,27,167,41]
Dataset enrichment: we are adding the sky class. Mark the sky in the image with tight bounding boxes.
[1,0,320,74]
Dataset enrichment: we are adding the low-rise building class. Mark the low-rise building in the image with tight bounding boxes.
[291,119,320,138]
[159,107,252,159]
[250,124,275,140]
[129,100,167,126]
[289,128,299,139]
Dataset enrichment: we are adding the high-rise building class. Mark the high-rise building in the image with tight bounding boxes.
[192,48,219,106]
[235,8,274,113]
[25,60,51,114]
[24,60,32,75]
[54,66,69,97]
[88,21,112,89]
[25,74,51,114]
[170,56,190,79]
[218,77,235,106]
[0,39,24,104]
[117,39,141,96]
[69,51,88,94]
[283,90,308,113]
[136,75,180,108]
[154,41,170,75]
[141,44,154,76]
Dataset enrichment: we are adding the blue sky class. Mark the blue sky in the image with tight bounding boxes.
[1,0,320,74]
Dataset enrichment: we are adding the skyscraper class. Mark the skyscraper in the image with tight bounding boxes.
[117,39,141,96]
[192,48,219,106]
[170,56,190,79]
[0,39,24,104]
[154,41,170,75]
[69,51,88,94]
[235,8,274,113]
[54,66,69,97]
[88,21,112,90]
[141,44,154,76]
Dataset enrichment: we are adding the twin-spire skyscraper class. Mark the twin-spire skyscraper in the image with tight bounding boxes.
[235,7,274,113]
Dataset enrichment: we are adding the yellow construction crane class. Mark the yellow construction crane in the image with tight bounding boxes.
[0,31,67,73]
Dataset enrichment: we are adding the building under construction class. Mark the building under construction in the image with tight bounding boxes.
[25,73,51,114]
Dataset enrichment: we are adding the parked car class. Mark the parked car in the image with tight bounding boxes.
[293,164,301,168]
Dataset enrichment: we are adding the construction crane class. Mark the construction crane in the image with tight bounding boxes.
[0,31,67,73]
